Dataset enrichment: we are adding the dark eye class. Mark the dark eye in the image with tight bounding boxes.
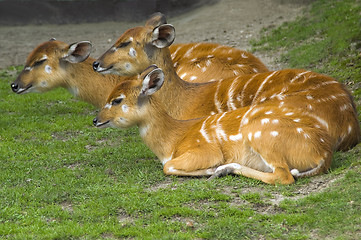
[118,41,131,48]
[33,59,46,67]
[112,98,123,105]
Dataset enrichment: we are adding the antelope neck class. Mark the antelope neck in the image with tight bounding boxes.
[65,58,121,108]
[137,98,198,161]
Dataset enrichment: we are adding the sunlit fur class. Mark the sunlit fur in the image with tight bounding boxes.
[95,67,334,185]
[94,13,360,151]
[13,40,267,108]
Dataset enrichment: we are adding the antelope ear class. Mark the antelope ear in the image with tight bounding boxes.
[151,24,175,48]
[141,68,164,96]
[63,41,92,63]
[145,12,167,28]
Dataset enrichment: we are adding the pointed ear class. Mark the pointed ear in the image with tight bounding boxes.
[63,41,92,63]
[145,12,167,28]
[151,24,175,48]
[141,68,164,96]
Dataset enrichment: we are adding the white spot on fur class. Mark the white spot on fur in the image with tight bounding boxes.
[229,133,243,141]
[265,111,273,115]
[272,119,279,124]
[348,125,352,134]
[304,133,310,139]
[340,104,348,111]
[293,118,300,122]
[248,132,253,141]
[104,103,112,109]
[254,131,261,138]
[270,131,279,137]
[285,112,294,116]
[129,47,137,57]
[261,118,270,125]
[306,95,313,100]
[45,65,52,74]
[189,76,197,81]
[122,104,129,113]
[241,53,248,58]
[180,73,187,79]
[297,128,303,133]
[25,66,33,71]
[201,67,207,72]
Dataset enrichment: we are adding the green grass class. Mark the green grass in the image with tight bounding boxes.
[1,0,361,238]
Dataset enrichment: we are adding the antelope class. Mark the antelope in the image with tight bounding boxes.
[93,12,360,151]
[93,66,333,185]
[11,39,268,108]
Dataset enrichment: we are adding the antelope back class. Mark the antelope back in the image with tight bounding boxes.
[93,12,268,81]
[212,69,360,151]
[171,42,269,82]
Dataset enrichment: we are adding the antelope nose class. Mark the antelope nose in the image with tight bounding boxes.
[93,61,100,71]
[11,83,19,92]
[93,117,98,126]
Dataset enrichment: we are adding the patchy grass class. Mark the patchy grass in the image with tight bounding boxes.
[1,0,361,239]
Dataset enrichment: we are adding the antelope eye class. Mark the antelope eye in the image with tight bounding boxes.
[33,59,46,67]
[112,98,123,105]
[118,41,131,48]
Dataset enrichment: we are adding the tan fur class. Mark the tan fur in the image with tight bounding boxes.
[95,68,334,185]
[94,14,360,151]
[12,39,267,108]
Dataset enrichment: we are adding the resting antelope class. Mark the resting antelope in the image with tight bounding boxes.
[94,66,333,185]
[93,13,360,151]
[11,39,267,108]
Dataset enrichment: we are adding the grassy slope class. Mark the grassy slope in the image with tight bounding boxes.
[0,0,361,239]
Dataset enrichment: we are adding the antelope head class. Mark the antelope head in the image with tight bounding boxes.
[11,39,92,94]
[92,13,175,76]
[93,65,164,128]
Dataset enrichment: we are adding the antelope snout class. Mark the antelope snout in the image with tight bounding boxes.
[93,117,99,126]
[10,83,19,92]
[92,61,100,71]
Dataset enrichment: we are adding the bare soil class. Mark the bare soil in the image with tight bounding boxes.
[0,0,311,70]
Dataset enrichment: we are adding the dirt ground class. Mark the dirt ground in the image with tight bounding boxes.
[0,0,312,70]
